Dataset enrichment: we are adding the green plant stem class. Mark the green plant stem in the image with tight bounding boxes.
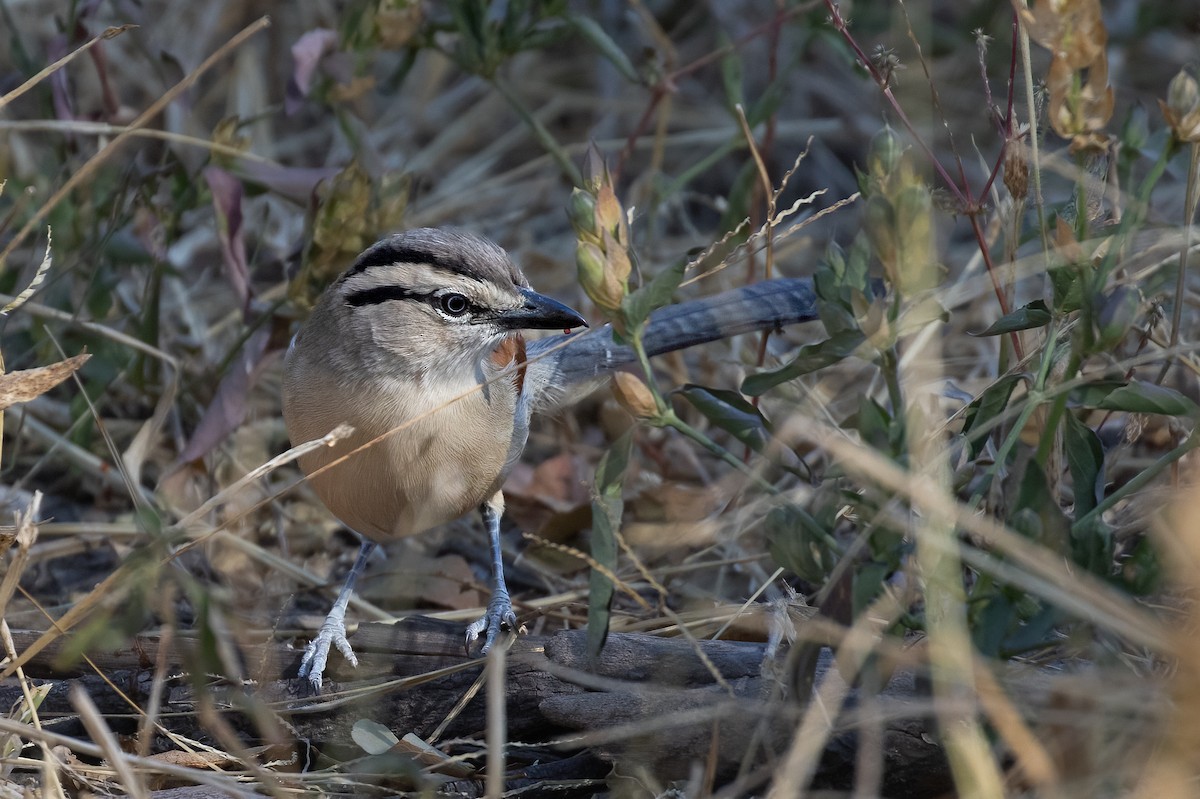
[1156,139,1199,385]
[491,75,583,188]
[627,323,770,492]
[968,326,1063,510]
[661,137,742,199]
[1071,429,1200,535]
[1097,135,1177,286]
[1016,8,1049,257]
[662,410,777,495]
[1074,147,1090,242]
[1034,348,1081,469]
[880,346,904,416]
[628,327,842,555]
[630,332,669,416]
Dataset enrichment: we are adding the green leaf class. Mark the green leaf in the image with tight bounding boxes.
[745,76,785,126]
[845,395,897,454]
[765,504,835,583]
[718,33,743,110]
[970,300,1051,337]
[588,429,633,657]
[677,384,771,452]
[1048,265,1083,312]
[1121,536,1161,596]
[1010,459,1070,551]
[852,561,890,616]
[567,14,639,83]
[449,0,490,71]
[1070,379,1126,407]
[1070,514,1112,577]
[971,594,1014,658]
[961,374,1025,458]
[1063,412,1104,520]
[1002,604,1059,656]
[352,720,400,755]
[742,330,865,395]
[620,258,686,335]
[1085,380,1200,417]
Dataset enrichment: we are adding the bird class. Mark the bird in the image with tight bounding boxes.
[282,227,819,691]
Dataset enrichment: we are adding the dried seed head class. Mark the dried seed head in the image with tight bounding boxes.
[611,372,658,419]
[1161,69,1200,142]
[1003,142,1029,201]
[583,143,606,193]
[594,184,626,243]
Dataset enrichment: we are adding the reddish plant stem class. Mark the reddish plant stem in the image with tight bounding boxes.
[825,1,1024,358]
[614,3,810,181]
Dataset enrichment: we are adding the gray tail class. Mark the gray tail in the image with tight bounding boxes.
[524,278,819,413]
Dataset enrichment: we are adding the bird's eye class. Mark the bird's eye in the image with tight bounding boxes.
[439,293,470,317]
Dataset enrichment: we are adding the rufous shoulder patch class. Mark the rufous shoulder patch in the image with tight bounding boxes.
[490,333,528,394]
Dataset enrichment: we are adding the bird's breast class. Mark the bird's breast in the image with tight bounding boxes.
[283,352,523,542]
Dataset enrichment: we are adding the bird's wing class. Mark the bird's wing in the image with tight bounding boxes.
[522,277,819,414]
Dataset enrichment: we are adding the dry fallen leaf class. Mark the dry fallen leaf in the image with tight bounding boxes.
[0,353,90,411]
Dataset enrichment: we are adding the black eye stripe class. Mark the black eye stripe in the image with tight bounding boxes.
[345,285,486,318]
[345,285,420,307]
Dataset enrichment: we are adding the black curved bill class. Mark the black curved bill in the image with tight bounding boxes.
[499,287,588,331]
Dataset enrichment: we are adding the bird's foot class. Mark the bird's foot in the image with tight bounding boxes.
[298,613,358,693]
[465,589,521,655]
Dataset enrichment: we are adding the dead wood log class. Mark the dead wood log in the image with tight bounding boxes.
[3,617,951,794]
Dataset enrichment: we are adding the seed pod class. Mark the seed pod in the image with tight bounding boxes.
[577,241,625,311]
[594,183,624,241]
[568,188,598,239]
[867,127,902,179]
[1161,69,1200,142]
[1095,285,1140,350]
[611,371,658,419]
[892,184,935,292]
[864,195,898,282]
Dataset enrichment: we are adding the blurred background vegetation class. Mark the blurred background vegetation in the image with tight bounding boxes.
[3,0,1200,795]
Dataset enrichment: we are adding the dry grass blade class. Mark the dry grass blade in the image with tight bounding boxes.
[765,590,905,798]
[0,492,41,622]
[0,619,54,784]
[0,120,289,164]
[786,418,1169,652]
[0,717,258,797]
[169,423,355,534]
[0,17,270,269]
[0,25,136,113]
[13,413,154,506]
[70,686,149,799]
[0,354,90,412]
[1133,484,1200,795]
[972,657,1059,789]
[1,228,53,317]
[395,733,476,778]
[0,294,177,365]
[485,641,508,799]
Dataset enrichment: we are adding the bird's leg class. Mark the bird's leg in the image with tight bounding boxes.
[298,538,377,692]
[465,491,519,654]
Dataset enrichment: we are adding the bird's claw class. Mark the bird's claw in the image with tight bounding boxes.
[298,615,358,693]
[465,591,520,655]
